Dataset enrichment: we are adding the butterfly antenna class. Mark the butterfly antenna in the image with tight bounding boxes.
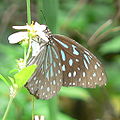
[40,10,48,25]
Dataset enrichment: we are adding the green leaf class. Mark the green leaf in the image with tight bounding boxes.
[59,87,91,101]
[99,36,120,54]
[14,65,37,88]
[0,74,9,86]
[9,69,19,75]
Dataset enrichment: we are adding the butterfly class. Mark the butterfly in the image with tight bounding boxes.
[24,23,107,100]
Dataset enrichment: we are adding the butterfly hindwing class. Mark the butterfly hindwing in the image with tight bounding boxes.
[25,42,63,99]
[53,34,107,88]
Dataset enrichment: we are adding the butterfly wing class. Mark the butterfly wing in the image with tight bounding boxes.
[25,42,63,99]
[53,34,107,88]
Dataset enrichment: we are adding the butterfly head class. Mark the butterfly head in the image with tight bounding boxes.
[33,22,51,43]
[31,23,52,56]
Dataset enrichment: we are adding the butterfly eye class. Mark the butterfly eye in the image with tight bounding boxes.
[43,26,49,33]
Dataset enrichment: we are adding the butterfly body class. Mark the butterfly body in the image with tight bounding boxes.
[25,24,107,100]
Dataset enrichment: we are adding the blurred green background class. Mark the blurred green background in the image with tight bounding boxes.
[0,0,120,120]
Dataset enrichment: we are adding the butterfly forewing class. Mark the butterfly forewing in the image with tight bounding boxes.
[53,34,107,88]
[25,42,63,99]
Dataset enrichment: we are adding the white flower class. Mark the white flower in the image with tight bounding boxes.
[8,32,28,44]
[8,22,49,44]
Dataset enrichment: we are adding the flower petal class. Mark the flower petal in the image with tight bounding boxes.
[34,22,49,42]
[34,22,46,32]
[8,32,28,44]
[12,25,30,30]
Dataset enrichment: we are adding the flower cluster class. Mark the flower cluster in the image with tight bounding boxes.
[8,22,48,44]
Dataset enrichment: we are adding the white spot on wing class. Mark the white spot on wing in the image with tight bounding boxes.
[93,73,96,77]
[79,78,81,81]
[102,73,104,76]
[61,50,66,61]
[53,62,56,67]
[76,59,79,62]
[72,45,79,55]
[34,77,37,80]
[83,59,88,69]
[77,67,80,70]
[59,63,61,66]
[60,79,62,82]
[83,72,86,77]
[73,71,77,77]
[55,38,69,48]
[69,83,72,85]
[88,82,90,85]
[82,83,85,86]
[96,62,100,67]
[58,70,60,74]
[47,87,50,92]
[35,80,38,84]
[53,80,56,85]
[94,64,98,69]
[99,77,102,81]
[73,83,76,85]
[62,65,66,71]
[68,72,72,77]
[84,54,90,64]
[69,59,73,66]
[41,86,43,89]
[84,50,90,55]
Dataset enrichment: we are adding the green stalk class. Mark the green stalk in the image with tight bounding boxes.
[2,1,32,119]
[26,1,34,120]
[25,36,31,62]
[26,0,31,24]
[24,45,27,66]
[2,97,14,120]
[32,96,35,120]
[25,0,32,64]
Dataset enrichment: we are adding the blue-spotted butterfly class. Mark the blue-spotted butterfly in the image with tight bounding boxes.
[24,24,107,100]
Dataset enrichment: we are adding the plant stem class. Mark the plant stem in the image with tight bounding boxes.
[2,97,14,120]
[32,96,35,120]
[26,36,31,62]
[25,0,32,65]
[88,19,112,46]
[26,0,31,24]
[26,2,35,120]
[24,45,27,66]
